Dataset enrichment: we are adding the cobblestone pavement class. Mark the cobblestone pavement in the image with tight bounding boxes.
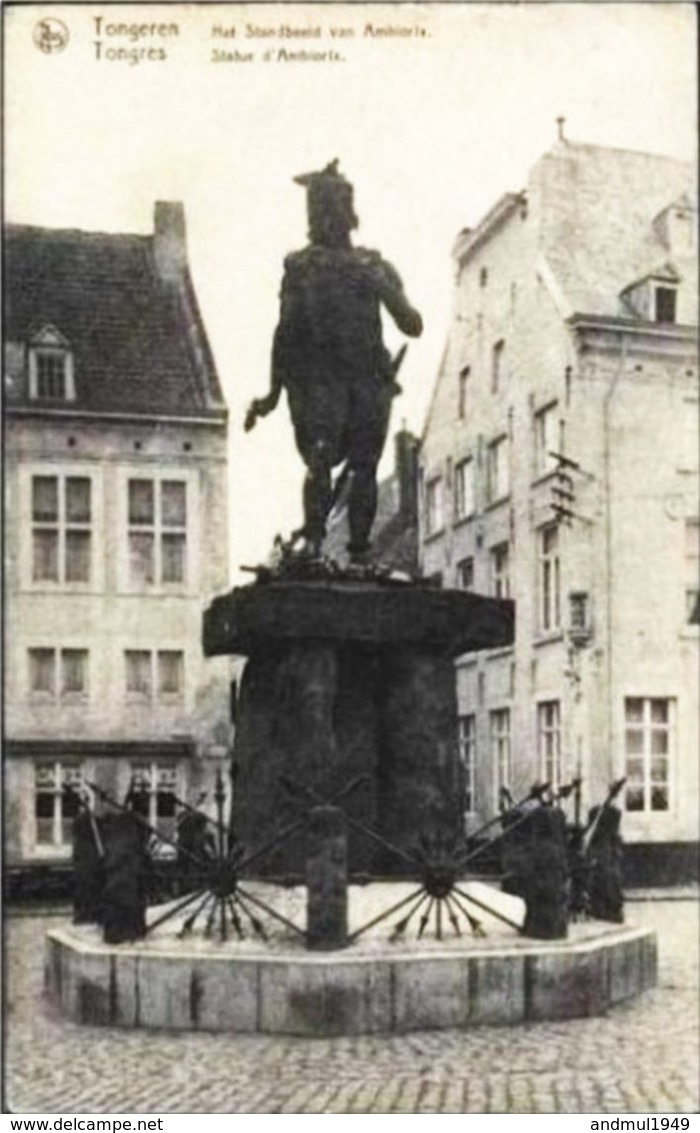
[4,899,699,1114]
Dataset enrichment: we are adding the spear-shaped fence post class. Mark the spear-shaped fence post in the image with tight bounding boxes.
[455,782,551,870]
[582,777,626,854]
[573,774,582,831]
[214,768,227,862]
[66,784,104,926]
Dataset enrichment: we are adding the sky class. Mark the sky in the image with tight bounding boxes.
[5,2,697,579]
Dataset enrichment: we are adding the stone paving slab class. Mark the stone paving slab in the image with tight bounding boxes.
[4,900,699,1114]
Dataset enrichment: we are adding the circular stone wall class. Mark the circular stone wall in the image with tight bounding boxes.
[45,920,656,1036]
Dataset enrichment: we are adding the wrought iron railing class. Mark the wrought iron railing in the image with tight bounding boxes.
[67,767,625,946]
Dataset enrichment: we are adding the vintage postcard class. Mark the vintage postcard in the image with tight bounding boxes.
[3,0,698,1118]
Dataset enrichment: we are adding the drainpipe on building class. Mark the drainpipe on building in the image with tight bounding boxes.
[602,332,627,785]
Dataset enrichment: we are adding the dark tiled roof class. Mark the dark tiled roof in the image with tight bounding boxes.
[536,143,697,319]
[4,224,226,418]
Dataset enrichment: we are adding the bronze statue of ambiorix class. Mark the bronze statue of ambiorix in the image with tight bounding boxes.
[245,161,423,563]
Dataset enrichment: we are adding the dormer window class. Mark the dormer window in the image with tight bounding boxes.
[28,326,75,401]
[620,265,680,324]
[654,286,677,324]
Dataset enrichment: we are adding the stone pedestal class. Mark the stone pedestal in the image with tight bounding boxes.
[378,648,466,868]
[203,579,514,876]
[306,806,348,950]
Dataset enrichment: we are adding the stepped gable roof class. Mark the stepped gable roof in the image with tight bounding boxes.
[4,220,226,418]
[533,141,696,320]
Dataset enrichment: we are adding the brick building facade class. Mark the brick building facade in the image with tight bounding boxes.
[419,139,698,878]
[4,203,231,870]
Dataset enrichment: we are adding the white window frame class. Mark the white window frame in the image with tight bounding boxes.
[33,759,85,855]
[486,436,509,504]
[29,472,93,588]
[490,708,511,798]
[28,647,56,698]
[490,541,510,600]
[534,401,560,477]
[538,524,561,632]
[28,647,89,700]
[117,467,197,594]
[623,697,674,814]
[127,477,188,587]
[458,714,477,814]
[129,759,182,847]
[124,649,185,701]
[537,700,562,791]
[124,650,154,699]
[454,458,475,521]
[424,475,444,537]
[157,650,185,697]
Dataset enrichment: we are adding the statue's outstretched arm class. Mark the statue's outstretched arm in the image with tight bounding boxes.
[244,327,285,432]
[245,268,298,432]
[377,260,423,338]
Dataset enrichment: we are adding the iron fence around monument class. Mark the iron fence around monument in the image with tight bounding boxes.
[64,763,624,949]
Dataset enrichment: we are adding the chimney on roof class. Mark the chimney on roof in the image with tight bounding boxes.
[556,117,566,143]
[394,427,419,521]
[154,201,187,283]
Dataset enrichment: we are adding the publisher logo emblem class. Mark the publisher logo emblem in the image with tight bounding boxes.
[33,18,69,54]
